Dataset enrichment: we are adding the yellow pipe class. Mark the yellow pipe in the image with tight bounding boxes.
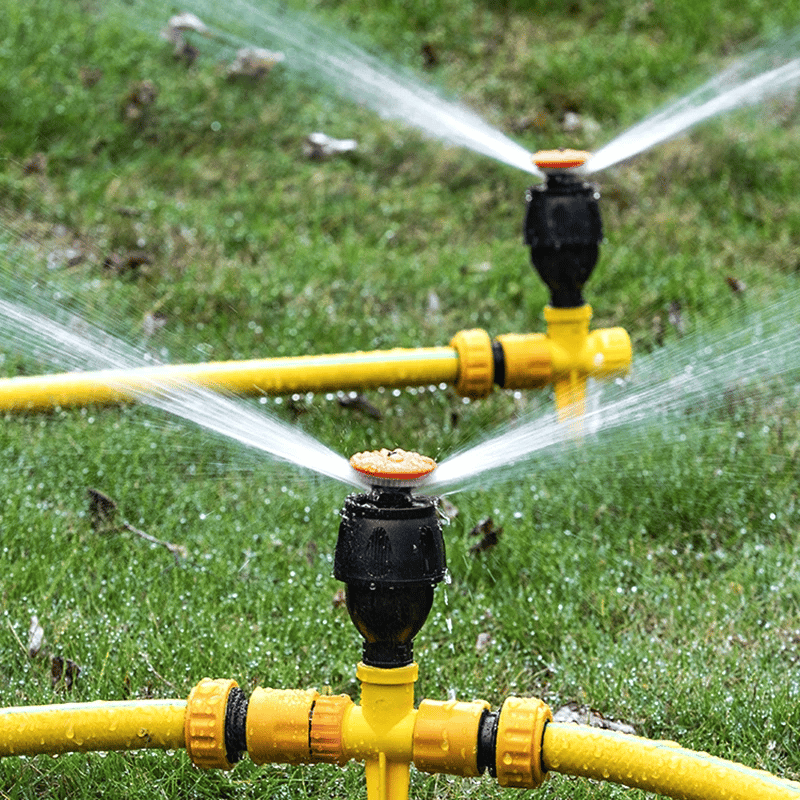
[542,721,800,800]
[0,699,186,756]
[0,325,630,413]
[0,347,459,413]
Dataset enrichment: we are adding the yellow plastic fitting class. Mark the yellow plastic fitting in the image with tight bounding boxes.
[493,332,551,389]
[310,693,353,765]
[247,688,319,765]
[495,696,552,788]
[185,678,239,770]
[449,328,494,398]
[413,698,489,777]
[543,304,631,421]
[342,662,419,800]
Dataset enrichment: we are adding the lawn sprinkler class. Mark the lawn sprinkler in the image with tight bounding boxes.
[3,448,799,800]
[521,149,611,421]
[0,149,629,421]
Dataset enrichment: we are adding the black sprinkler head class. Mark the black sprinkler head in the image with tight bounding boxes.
[524,150,603,308]
[334,476,446,668]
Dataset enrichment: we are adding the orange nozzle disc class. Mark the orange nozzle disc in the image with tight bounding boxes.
[350,448,436,487]
[532,149,591,170]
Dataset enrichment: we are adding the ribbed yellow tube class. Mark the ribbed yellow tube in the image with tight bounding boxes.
[0,699,186,756]
[542,722,800,799]
[0,348,459,412]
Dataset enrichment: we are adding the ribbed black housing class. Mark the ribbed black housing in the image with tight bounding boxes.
[523,173,603,307]
[334,488,446,667]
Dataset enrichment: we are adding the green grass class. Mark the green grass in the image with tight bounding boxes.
[1,0,800,797]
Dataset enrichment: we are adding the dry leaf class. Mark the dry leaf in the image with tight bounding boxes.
[332,588,347,608]
[469,517,502,554]
[103,250,153,275]
[22,152,47,175]
[668,300,685,336]
[227,47,285,79]
[142,312,168,339]
[438,497,459,521]
[475,632,492,653]
[338,393,382,420]
[552,701,636,734]
[28,615,44,658]
[120,81,158,125]
[88,487,118,531]
[51,656,81,692]
[726,275,747,294]
[421,42,439,68]
[303,132,358,160]
[79,66,103,88]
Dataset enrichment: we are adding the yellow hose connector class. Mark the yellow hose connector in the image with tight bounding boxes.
[413,699,489,777]
[185,678,239,770]
[495,696,552,788]
[247,688,319,765]
[450,328,494,398]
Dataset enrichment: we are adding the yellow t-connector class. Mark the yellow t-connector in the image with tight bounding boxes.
[231,667,552,800]
[542,304,629,423]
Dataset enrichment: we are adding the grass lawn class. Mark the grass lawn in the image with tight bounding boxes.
[1,0,799,797]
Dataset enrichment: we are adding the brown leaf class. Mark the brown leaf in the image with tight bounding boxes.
[142,312,168,339]
[332,588,347,608]
[726,275,747,294]
[338,393,382,420]
[469,517,502,554]
[305,540,318,566]
[421,42,439,69]
[303,132,358,160]
[22,152,47,175]
[438,497,459,521]
[79,66,103,88]
[120,80,158,125]
[88,487,118,531]
[668,300,685,335]
[51,656,81,692]
[103,250,153,275]
[227,47,285,80]
[652,314,665,347]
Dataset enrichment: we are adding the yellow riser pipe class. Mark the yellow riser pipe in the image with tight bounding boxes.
[0,347,459,413]
[0,699,186,756]
[542,721,800,800]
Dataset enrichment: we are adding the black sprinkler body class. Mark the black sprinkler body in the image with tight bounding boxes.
[334,486,446,668]
[524,169,603,308]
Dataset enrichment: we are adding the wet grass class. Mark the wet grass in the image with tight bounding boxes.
[1,0,800,798]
